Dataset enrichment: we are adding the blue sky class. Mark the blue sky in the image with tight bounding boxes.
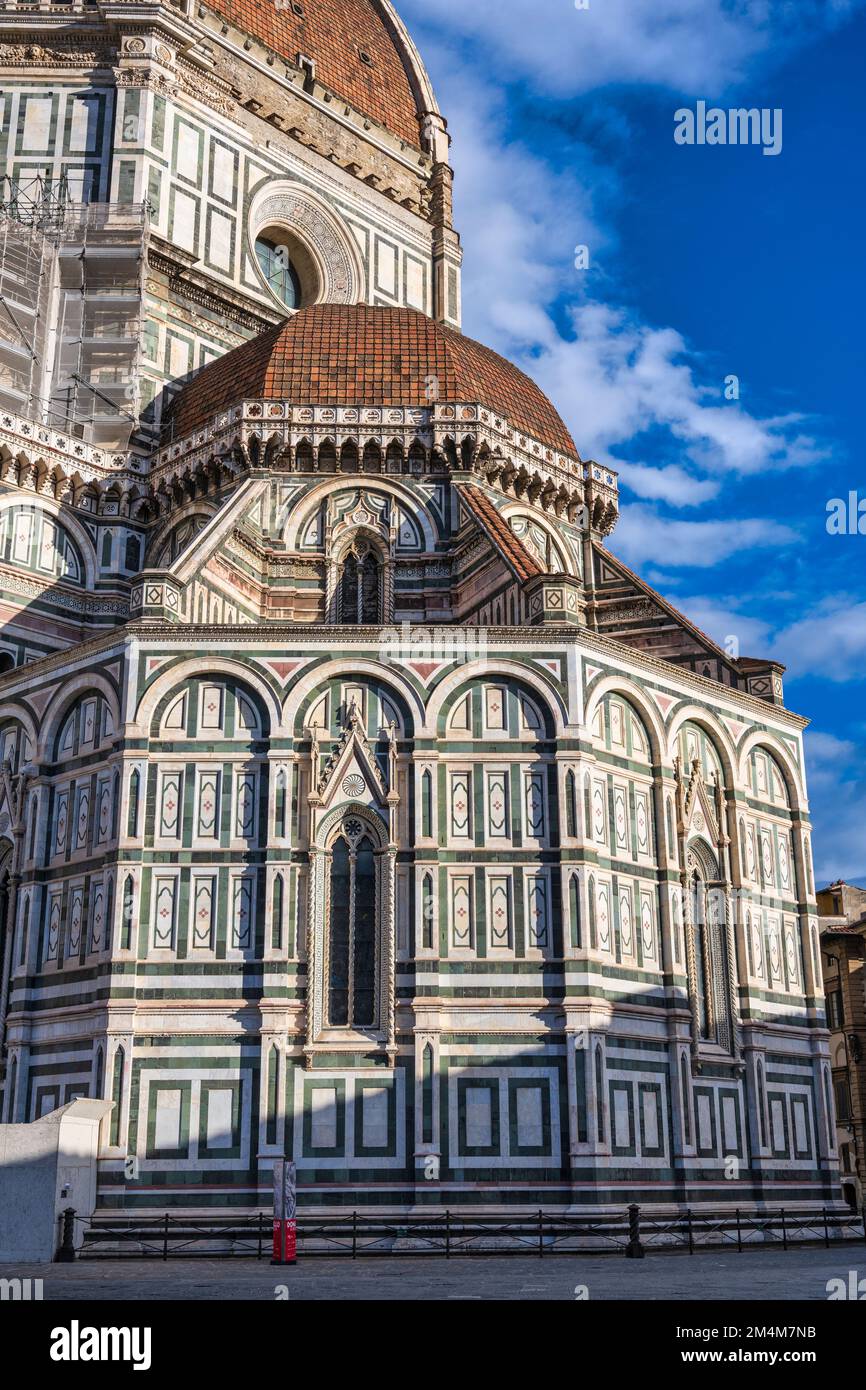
[399,0,866,886]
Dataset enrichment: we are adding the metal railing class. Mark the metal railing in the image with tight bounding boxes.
[61,1203,866,1262]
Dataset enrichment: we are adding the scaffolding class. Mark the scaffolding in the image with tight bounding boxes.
[0,215,50,418]
[0,177,149,452]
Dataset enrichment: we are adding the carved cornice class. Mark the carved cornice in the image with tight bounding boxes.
[114,61,236,118]
[0,618,810,734]
[0,41,118,68]
[147,244,282,334]
[0,565,129,617]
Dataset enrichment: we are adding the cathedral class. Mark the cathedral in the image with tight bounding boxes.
[0,0,839,1221]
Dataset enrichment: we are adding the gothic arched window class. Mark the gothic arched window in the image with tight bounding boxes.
[565,770,577,838]
[688,844,733,1052]
[127,769,141,838]
[339,544,382,624]
[328,825,378,1028]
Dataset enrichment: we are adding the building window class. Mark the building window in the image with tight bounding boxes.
[827,989,844,1030]
[255,235,302,310]
[565,770,577,838]
[692,898,711,1040]
[327,824,377,1028]
[339,544,381,624]
[688,845,733,1052]
[834,1077,852,1123]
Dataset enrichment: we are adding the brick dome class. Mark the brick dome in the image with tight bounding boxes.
[165,304,580,458]
[205,0,428,147]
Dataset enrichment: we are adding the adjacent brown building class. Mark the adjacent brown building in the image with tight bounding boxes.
[819,882,866,1210]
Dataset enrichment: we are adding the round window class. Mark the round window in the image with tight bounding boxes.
[255,234,303,310]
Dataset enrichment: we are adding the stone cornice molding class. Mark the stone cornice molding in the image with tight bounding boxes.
[0,620,810,736]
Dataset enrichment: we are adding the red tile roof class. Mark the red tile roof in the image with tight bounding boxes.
[166,304,580,457]
[203,0,423,147]
[456,482,544,582]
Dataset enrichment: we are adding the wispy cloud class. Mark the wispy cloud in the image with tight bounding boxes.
[805,729,866,884]
[408,40,833,497]
[405,0,865,98]
[399,0,866,877]
[657,593,774,653]
[773,599,866,682]
[612,507,798,569]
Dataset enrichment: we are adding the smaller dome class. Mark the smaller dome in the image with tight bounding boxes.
[166,305,579,458]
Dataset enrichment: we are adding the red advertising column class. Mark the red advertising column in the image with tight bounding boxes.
[271,1159,297,1265]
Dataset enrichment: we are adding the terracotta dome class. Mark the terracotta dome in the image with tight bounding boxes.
[204,0,428,147]
[166,304,580,457]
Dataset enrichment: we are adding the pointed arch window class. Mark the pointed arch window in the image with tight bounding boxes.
[339,542,382,624]
[328,824,378,1028]
[27,794,38,861]
[266,1044,280,1147]
[758,1059,768,1148]
[18,895,30,968]
[121,874,135,951]
[422,873,434,951]
[7,1055,17,1122]
[421,769,433,839]
[127,769,141,839]
[565,770,577,839]
[272,874,284,952]
[421,1043,434,1144]
[111,770,120,841]
[595,1043,605,1142]
[680,1053,692,1145]
[109,1046,125,1146]
[688,845,734,1052]
[569,873,582,949]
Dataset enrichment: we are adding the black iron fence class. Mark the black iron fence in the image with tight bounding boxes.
[59,1202,866,1262]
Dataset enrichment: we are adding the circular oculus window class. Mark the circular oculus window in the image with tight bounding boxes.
[252,223,321,310]
[254,234,302,311]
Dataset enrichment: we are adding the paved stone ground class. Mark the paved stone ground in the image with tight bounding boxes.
[5,1245,865,1300]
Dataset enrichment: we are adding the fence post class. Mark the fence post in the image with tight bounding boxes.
[736,1208,742,1254]
[538,1208,544,1259]
[163,1212,169,1261]
[781,1208,787,1252]
[686,1207,694,1255]
[445,1209,451,1260]
[823,1209,830,1249]
[257,1210,264,1260]
[626,1203,645,1260]
[55,1207,77,1263]
[352,1210,357,1261]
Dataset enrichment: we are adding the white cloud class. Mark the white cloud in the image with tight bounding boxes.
[422,65,831,491]
[616,463,720,506]
[772,600,866,681]
[805,729,866,884]
[806,730,859,772]
[396,0,866,878]
[638,591,866,682]
[607,506,798,568]
[402,0,864,99]
[657,594,773,652]
[529,304,829,480]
